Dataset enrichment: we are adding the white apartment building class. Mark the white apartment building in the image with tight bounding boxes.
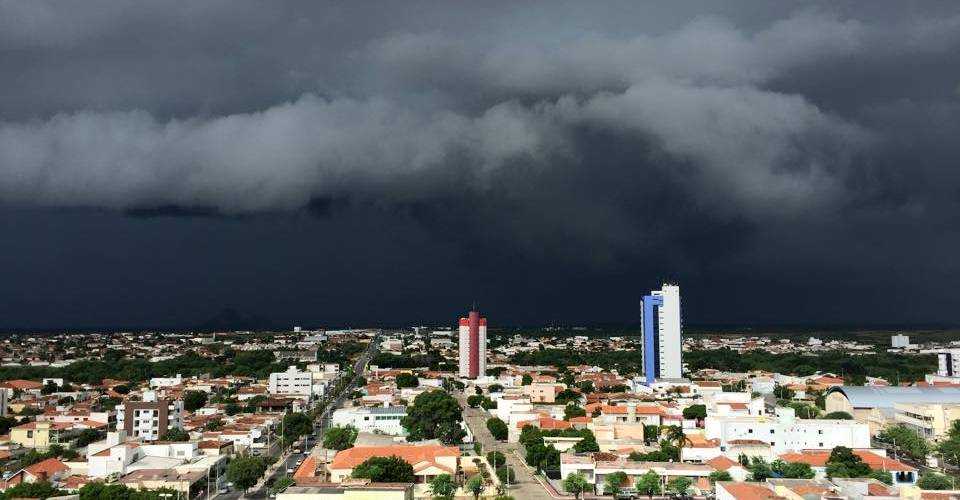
[330,406,408,436]
[704,407,870,455]
[115,391,184,442]
[269,366,315,399]
[641,284,682,382]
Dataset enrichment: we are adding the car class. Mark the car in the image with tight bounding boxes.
[286,467,295,474]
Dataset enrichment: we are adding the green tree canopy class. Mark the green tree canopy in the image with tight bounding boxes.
[401,390,465,445]
[396,373,419,388]
[182,390,208,412]
[323,425,358,451]
[352,455,415,483]
[487,417,508,441]
[682,404,706,420]
[636,470,662,498]
[227,455,269,492]
[562,472,590,500]
[465,474,485,499]
[604,471,628,496]
[429,473,457,500]
[918,472,954,490]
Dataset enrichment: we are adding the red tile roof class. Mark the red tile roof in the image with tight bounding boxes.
[778,450,914,472]
[330,445,460,470]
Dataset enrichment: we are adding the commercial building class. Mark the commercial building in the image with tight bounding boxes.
[458,306,487,379]
[893,402,960,441]
[330,406,407,436]
[115,392,185,442]
[641,284,682,384]
[826,386,960,434]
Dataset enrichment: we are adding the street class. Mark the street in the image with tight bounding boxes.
[456,390,554,500]
[219,333,380,499]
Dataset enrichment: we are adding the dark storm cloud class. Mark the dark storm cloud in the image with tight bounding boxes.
[1,0,960,326]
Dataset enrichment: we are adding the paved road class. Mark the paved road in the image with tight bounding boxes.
[457,391,553,500]
[219,333,381,499]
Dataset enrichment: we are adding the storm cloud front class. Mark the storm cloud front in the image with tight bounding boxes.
[1,1,959,328]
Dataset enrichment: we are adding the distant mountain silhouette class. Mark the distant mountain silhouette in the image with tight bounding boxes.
[196,308,276,332]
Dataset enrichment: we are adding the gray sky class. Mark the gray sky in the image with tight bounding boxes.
[1,1,959,328]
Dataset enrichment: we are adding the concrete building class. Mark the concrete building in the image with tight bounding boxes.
[560,455,713,495]
[330,406,408,436]
[115,392,184,442]
[826,386,960,434]
[328,444,460,484]
[269,366,314,398]
[458,306,487,379]
[641,284,682,384]
[894,402,960,441]
[704,407,870,455]
[891,334,910,348]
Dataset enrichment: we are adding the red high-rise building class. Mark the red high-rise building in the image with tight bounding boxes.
[458,306,487,379]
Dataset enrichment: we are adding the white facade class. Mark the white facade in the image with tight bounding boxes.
[269,366,314,398]
[704,407,870,455]
[150,374,183,389]
[644,284,682,380]
[891,334,911,348]
[329,406,407,436]
[939,350,960,377]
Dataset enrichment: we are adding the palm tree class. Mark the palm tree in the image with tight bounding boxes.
[664,425,692,461]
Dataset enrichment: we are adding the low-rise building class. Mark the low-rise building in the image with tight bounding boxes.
[704,407,870,455]
[330,406,407,436]
[328,445,460,484]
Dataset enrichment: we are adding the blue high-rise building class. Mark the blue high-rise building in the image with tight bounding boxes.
[641,284,682,385]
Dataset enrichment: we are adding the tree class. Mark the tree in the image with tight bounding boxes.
[282,412,314,444]
[564,404,586,421]
[1,481,64,499]
[227,455,269,492]
[709,470,733,483]
[467,394,485,408]
[825,446,871,478]
[521,374,533,385]
[480,397,498,410]
[323,425,358,451]
[161,427,190,442]
[682,404,706,421]
[573,429,600,453]
[465,474,485,500]
[225,402,241,415]
[182,390,208,412]
[555,389,581,405]
[635,470,662,498]
[402,390,465,444]
[353,455,415,482]
[604,471,628,496]
[644,425,660,444]
[563,472,590,500]
[663,426,691,460]
[497,466,516,485]
[822,411,854,420]
[878,424,930,460]
[869,469,893,485]
[576,380,594,394]
[396,373,419,388]
[271,476,295,494]
[519,425,542,447]
[780,462,816,479]
[918,472,954,490]
[487,451,506,468]
[748,457,774,481]
[429,473,457,500]
[75,429,104,448]
[774,385,795,400]
[41,381,59,395]
[487,417,509,441]
[489,384,504,393]
[667,476,692,495]
[79,482,178,499]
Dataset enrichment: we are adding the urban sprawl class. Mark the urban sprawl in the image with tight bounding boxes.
[2,285,960,500]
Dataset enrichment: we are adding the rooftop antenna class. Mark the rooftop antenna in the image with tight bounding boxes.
[471,300,479,312]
